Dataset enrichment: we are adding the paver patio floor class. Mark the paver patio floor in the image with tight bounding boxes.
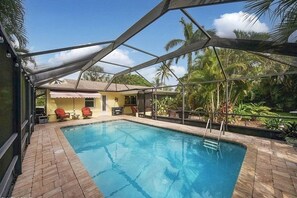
[12,116,297,197]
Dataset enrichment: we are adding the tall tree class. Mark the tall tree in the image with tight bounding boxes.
[151,76,162,87]
[115,74,152,86]
[156,61,174,86]
[188,48,223,112]
[82,66,110,82]
[165,17,212,72]
[245,0,297,43]
[0,0,27,48]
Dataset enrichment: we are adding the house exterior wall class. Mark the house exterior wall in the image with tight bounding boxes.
[46,90,133,122]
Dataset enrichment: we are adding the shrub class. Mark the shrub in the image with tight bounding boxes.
[233,103,277,121]
[264,118,284,130]
[281,122,297,138]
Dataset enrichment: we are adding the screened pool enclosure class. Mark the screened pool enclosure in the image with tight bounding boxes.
[1,0,297,196]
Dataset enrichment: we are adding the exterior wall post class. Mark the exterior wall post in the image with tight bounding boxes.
[182,85,185,125]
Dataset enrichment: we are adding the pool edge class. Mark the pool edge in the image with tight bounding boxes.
[58,117,253,197]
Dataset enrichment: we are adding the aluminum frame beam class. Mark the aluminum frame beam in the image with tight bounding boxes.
[113,38,297,79]
[180,9,211,39]
[248,52,297,69]
[80,0,240,72]
[122,44,159,58]
[80,0,171,72]
[167,0,245,10]
[20,40,114,57]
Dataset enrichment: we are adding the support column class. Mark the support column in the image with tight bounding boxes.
[154,88,157,120]
[182,85,185,125]
[13,61,22,175]
[225,80,229,132]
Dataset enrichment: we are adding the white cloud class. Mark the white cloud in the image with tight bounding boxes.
[102,48,134,66]
[136,67,157,83]
[48,45,102,66]
[214,11,269,38]
[171,65,186,78]
[42,46,134,75]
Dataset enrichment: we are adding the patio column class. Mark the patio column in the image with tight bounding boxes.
[154,88,157,120]
[225,80,229,132]
[182,85,185,125]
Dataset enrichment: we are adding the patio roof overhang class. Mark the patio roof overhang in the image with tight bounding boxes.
[50,91,101,98]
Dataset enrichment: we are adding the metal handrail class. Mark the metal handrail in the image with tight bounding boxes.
[203,119,211,138]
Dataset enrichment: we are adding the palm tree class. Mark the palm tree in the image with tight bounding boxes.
[245,0,297,43]
[156,61,174,86]
[189,48,223,112]
[165,17,212,72]
[0,0,27,48]
[151,76,162,87]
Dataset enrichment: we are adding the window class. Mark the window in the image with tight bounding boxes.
[85,98,95,107]
[125,96,137,105]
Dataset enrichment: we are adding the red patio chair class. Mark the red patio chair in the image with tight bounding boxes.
[82,107,92,118]
[55,108,70,121]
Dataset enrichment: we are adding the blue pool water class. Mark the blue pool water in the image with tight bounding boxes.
[62,120,246,198]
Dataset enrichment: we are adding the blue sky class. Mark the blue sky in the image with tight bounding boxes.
[24,0,273,85]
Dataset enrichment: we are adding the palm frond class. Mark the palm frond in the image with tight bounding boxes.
[271,19,297,42]
[165,39,185,51]
[0,0,27,48]
[244,0,273,19]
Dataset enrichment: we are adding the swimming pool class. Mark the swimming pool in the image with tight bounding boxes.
[62,120,246,198]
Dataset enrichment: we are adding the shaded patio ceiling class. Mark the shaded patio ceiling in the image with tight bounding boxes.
[19,0,297,91]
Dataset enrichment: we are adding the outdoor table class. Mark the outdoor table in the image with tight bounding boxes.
[71,114,80,120]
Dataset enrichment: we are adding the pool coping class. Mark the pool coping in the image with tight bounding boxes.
[61,118,249,197]
[12,116,297,197]
[52,117,285,197]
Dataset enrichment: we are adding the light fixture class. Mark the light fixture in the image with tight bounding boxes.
[0,36,4,43]
[6,52,11,58]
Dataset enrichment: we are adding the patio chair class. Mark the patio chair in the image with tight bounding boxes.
[130,106,137,116]
[82,107,92,118]
[55,108,70,121]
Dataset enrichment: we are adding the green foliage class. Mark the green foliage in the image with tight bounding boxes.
[233,103,278,121]
[165,17,214,71]
[36,95,45,106]
[281,122,297,138]
[82,66,110,82]
[264,118,284,130]
[245,0,297,43]
[115,74,151,86]
[153,97,178,116]
[156,60,173,86]
[250,74,297,112]
[0,0,27,48]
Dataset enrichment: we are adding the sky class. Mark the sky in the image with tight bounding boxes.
[24,0,273,85]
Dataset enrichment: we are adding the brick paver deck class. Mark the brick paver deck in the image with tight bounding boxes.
[12,116,297,197]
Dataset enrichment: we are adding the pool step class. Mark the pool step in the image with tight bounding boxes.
[203,120,225,151]
[203,139,219,150]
